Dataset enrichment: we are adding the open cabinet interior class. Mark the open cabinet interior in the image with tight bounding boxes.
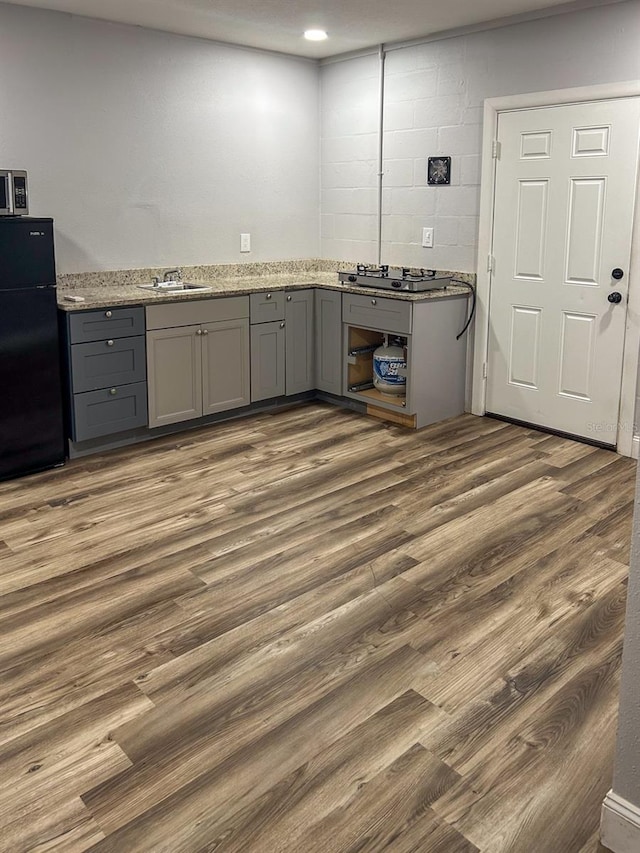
[345,325,409,409]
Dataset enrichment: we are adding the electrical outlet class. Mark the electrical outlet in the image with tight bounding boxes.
[240,233,251,253]
[422,227,434,248]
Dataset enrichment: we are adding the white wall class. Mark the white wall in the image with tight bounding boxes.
[0,3,321,274]
[320,0,640,269]
[601,460,640,851]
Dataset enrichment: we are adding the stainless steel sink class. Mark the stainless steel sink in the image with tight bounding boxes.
[138,281,211,293]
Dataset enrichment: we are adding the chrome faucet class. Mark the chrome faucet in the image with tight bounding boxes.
[163,268,182,282]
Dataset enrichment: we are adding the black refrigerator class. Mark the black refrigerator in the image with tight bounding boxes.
[0,217,65,481]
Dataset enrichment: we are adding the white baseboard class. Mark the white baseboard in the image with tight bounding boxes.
[601,791,640,852]
[631,435,640,460]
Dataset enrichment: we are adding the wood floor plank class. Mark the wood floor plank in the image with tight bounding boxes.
[84,646,430,848]
[139,550,419,702]
[0,404,634,852]
[291,742,461,853]
[82,583,428,833]
[431,638,622,852]
[192,690,448,853]
[0,600,182,746]
[409,538,628,711]
[417,578,627,777]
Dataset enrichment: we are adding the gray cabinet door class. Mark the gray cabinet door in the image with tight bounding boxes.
[314,289,342,395]
[202,318,250,415]
[250,321,285,401]
[147,325,202,427]
[285,290,314,395]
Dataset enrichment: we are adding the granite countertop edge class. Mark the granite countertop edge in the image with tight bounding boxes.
[57,264,475,312]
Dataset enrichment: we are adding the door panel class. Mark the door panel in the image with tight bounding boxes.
[514,180,548,280]
[565,179,605,284]
[251,321,285,401]
[486,98,640,445]
[147,326,201,427]
[509,306,541,389]
[558,312,595,401]
[202,319,250,415]
[285,290,314,395]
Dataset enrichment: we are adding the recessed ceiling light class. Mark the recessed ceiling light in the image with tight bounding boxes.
[304,29,328,41]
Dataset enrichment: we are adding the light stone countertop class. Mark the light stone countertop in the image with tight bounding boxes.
[57,261,474,312]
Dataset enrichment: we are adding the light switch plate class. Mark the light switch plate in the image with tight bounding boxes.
[240,233,251,252]
[422,227,434,248]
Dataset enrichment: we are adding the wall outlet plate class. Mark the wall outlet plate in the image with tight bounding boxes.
[240,233,251,252]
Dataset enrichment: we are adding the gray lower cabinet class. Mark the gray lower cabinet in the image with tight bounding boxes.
[342,295,468,428]
[64,306,148,441]
[147,325,202,427]
[249,289,314,402]
[202,319,251,415]
[314,289,342,395]
[285,290,314,395]
[146,299,250,428]
[250,320,286,401]
[73,383,148,441]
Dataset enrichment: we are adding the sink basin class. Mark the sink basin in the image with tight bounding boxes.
[138,281,211,293]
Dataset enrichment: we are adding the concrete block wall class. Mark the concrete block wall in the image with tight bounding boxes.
[321,55,381,263]
[320,0,640,271]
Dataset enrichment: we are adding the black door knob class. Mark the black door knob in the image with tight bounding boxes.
[612,268,624,280]
[608,291,623,304]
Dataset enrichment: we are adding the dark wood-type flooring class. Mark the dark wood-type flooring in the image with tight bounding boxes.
[0,404,635,852]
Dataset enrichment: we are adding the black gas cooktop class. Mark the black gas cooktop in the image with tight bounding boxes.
[338,265,450,292]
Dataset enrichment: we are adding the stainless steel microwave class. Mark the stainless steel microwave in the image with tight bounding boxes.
[0,170,29,216]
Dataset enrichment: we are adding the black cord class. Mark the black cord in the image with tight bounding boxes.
[450,279,476,340]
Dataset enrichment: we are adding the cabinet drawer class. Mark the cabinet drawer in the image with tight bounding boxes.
[342,294,412,334]
[250,291,285,324]
[69,306,145,343]
[72,381,148,441]
[71,336,146,393]
[146,296,249,330]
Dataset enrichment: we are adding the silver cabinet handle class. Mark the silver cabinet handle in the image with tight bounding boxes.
[371,299,377,305]
[106,339,114,347]
[202,328,209,335]
[280,322,285,328]
[105,310,113,318]
[286,295,292,301]
[109,388,117,396]
[196,329,203,336]
[266,293,272,300]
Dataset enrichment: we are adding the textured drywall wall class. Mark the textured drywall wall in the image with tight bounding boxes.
[0,3,320,273]
[320,0,640,268]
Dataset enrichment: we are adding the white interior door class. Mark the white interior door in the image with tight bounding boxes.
[486,98,640,445]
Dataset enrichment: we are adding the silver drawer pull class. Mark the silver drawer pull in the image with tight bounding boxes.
[286,295,292,301]
[371,299,377,305]
[202,328,209,335]
[105,310,113,318]
[266,293,272,300]
[106,339,114,347]
[280,322,285,328]
[109,388,117,396]
[196,329,203,336]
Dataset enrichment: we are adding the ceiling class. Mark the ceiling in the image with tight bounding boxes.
[2,0,619,58]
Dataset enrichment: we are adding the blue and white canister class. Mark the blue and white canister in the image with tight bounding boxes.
[373,340,406,396]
